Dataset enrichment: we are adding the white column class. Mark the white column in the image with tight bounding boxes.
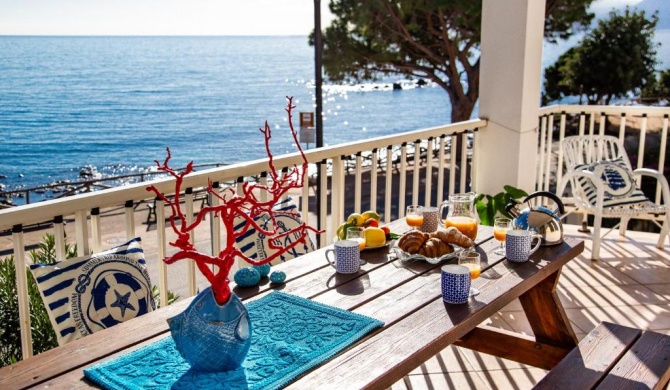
[474,0,546,195]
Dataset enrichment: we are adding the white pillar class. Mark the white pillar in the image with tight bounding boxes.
[474,0,546,196]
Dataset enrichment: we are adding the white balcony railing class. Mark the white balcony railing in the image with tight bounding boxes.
[4,103,669,364]
[0,118,485,361]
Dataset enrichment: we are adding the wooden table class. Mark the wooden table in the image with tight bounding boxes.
[0,221,584,389]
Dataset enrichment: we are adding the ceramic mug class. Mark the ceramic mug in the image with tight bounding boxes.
[505,230,542,263]
[420,206,440,233]
[325,240,361,274]
[441,264,471,304]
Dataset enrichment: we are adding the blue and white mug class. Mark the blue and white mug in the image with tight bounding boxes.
[441,264,471,304]
[420,206,440,233]
[325,240,361,274]
[505,230,542,263]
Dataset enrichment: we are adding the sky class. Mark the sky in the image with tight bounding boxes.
[0,0,335,36]
[0,0,656,36]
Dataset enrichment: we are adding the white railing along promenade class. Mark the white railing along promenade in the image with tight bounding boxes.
[0,118,485,360]
[536,105,670,220]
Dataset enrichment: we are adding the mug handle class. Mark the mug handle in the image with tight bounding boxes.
[439,201,449,220]
[325,248,337,269]
[528,234,542,257]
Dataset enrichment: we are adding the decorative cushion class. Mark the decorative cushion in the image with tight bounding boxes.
[574,157,651,208]
[29,238,155,345]
[233,197,314,263]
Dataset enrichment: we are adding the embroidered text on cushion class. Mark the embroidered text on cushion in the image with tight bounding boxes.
[29,237,155,345]
[233,197,314,262]
[574,157,651,208]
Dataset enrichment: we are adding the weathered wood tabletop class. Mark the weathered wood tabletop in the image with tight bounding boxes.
[0,220,584,389]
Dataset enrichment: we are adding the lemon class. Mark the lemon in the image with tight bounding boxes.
[361,210,381,221]
[364,227,386,247]
[346,213,365,227]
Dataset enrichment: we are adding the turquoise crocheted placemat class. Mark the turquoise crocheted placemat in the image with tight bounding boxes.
[84,291,384,390]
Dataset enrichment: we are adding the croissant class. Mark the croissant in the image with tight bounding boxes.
[430,227,474,248]
[398,231,428,254]
[418,238,454,258]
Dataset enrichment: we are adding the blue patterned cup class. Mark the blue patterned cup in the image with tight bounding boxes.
[441,264,471,304]
[505,230,542,263]
[325,240,361,274]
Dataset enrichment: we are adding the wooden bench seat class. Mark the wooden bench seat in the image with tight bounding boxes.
[534,321,670,389]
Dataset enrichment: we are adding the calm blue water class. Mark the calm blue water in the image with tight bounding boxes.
[0,36,454,203]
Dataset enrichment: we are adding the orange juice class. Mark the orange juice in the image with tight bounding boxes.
[493,227,507,242]
[461,263,481,279]
[353,237,366,250]
[445,216,478,240]
[406,215,424,228]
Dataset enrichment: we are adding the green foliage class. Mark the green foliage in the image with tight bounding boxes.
[543,7,658,104]
[0,235,77,367]
[475,185,528,226]
[642,68,670,105]
[315,0,594,122]
[151,285,180,307]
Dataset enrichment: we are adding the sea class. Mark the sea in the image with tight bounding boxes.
[0,36,456,205]
[1,34,669,206]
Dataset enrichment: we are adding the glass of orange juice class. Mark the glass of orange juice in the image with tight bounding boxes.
[493,217,512,255]
[406,205,424,230]
[346,226,367,265]
[458,251,481,297]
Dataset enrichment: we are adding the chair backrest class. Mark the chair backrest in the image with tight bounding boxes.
[562,135,632,170]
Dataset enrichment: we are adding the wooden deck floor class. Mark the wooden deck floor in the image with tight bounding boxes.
[392,224,670,389]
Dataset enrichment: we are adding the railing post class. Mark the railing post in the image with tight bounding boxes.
[184,187,196,297]
[385,146,393,224]
[370,148,378,212]
[155,197,168,308]
[12,224,33,359]
[54,215,66,261]
[209,182,221,272]
[124,200,135,240]
[399,143,407,219]
[437,135,446,204]
[74,210,89,256]
[318,160,328,247]
[90,207,102,253]
[425,137,434,206]
[354,152,362,213]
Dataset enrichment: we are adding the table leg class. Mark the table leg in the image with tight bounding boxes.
[519,268,578,349]
[455,269,578,370]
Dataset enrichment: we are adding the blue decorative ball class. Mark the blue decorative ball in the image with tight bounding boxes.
[254,263,272,278]
[269,271,286,284]
[234,267,261,287]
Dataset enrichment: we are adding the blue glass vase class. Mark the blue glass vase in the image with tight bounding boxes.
[167,287,251,372]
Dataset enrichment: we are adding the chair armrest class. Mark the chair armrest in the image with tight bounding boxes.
[633,168,670,204]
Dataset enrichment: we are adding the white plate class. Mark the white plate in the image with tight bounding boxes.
[392,242,463,264]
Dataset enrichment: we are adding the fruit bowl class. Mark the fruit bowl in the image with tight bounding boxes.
[333,237,395,251]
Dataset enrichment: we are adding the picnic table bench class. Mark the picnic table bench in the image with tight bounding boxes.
[0,220,584,389]
[534,321,670,389]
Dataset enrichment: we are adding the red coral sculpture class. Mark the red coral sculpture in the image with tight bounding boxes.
[147,97,320,305]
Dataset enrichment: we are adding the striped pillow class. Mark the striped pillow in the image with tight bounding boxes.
[233,198,314,264]
[574,157,650,208]
[29,238,155,345]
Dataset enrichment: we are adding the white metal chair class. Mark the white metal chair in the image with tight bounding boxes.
[557,135,670,260]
